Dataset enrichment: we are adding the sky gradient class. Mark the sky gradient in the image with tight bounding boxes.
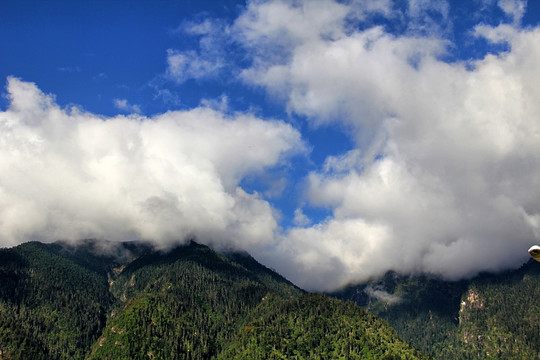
[1,0,540,291]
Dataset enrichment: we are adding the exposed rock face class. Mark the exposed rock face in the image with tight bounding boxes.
[459,287,485,325]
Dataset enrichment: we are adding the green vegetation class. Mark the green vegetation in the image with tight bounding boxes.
[88,242,292,359]
[218,293,427,359]
[3,238,539,359]
[453,265,540,359]
[0,240,424,359]
[0,241,113,359]
[332,262,540,359]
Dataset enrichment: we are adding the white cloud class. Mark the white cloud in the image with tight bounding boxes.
[405,0,452,36]
[166,49,223,84]
[0,77,305,250]
[235,0,349,46]
[365,284,402,304]
[349,0,393,18]
[166,18,230,84]
[498,0,526,24]
[474,23,519,44]
[233,0,540,291]
[293,208,311,227]
[113,98,141,113]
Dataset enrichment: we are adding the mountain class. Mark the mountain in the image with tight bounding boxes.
[216,293,426,359]
[0,241,115,359]
[0,240,425,359]
[331,260,540,359]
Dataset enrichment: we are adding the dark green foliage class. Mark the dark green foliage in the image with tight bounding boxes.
[224,250,301,297]
[332,261,540,359]
[0,240,424,359]
[88,242,292,359]
[0,241,114,359]
[219,293,428,360]
[452,262,540,359]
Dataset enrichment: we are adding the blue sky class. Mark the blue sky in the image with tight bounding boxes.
[1,0,540,290]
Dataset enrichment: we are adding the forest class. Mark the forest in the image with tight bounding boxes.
[332,261,540,359]
[2,239,539,359]
[0,240,424,359]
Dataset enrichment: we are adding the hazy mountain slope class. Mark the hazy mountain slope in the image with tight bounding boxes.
[332,261,540,359]
[53,238,153,278]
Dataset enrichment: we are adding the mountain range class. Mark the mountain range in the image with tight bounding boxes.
[331,260,540,359]
[1,239,538,359]
[0,240,425,359]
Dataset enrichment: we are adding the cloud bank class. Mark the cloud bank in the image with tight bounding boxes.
[233,0,540,290]
[0,77,304,250]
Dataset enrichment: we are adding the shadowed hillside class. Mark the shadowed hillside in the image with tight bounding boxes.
[332,261,540,359]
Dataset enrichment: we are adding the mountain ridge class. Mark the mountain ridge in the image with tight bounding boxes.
[331,259,540,359]
[0,239,425,359]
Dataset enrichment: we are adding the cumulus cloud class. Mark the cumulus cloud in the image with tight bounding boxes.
[0,77,305,250]
[233,0,540,291]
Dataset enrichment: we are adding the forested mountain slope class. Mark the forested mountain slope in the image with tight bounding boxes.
[0,241,115,359]
[332,260,540,359]
[0,240,425,359]
[218,293,427,359]
[87,241,303,359]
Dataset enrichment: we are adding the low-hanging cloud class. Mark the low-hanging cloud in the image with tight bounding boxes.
[0,77,305,249]
[233,0,540,291]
